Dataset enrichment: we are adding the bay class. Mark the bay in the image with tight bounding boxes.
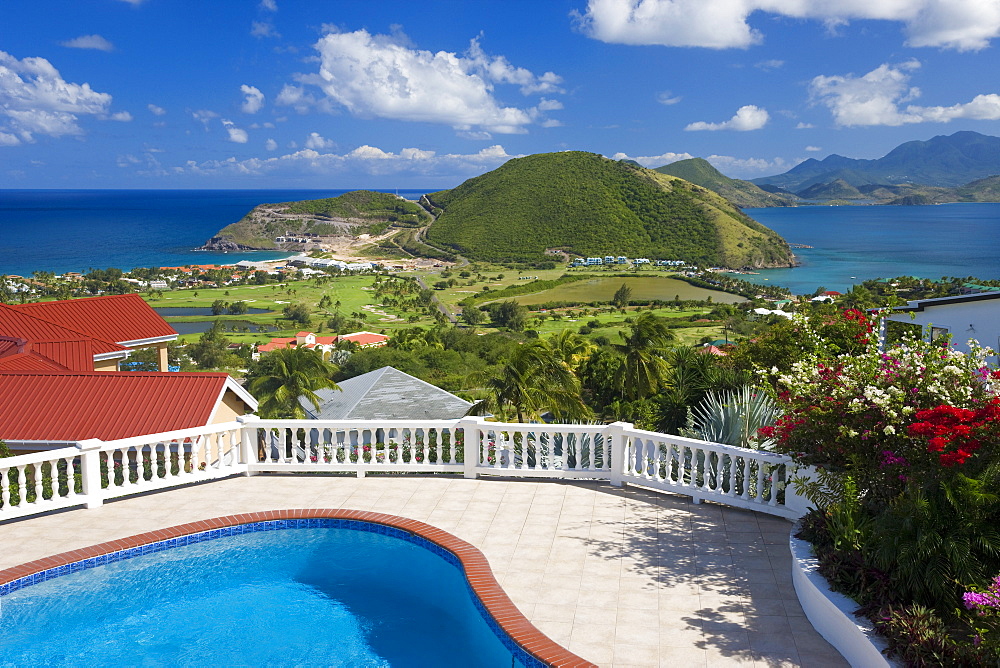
[0,189,428,277]
[738,203,1000,295]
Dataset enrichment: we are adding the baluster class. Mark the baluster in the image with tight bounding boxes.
[650,441,670,482]
[740,457,752,501]
[12,467,24,504]
[0,467,10,508]
[754,458,766,502]
[31,464,43,503]
[768,463,780,507]
[724,454,736,497]
[420,428,429,466]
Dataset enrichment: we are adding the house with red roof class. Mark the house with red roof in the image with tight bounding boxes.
[255,330,389,360]
[0,371,257,451]
[0,295,256,452]
[0,294,178,372]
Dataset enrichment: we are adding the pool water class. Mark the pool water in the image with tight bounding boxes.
[0,525,533,667]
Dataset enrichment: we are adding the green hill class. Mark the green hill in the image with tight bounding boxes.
[796,178,864,200]
[654,158,797,208]
[201,190,432,250]
[424,152,793,268]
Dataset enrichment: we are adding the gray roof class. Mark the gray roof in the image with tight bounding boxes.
[302,366,472,420]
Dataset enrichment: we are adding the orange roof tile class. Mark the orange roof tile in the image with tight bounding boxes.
[0,371,255,442]
[12,294,177,345]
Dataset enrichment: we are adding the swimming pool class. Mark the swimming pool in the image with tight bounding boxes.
[0,518,548,666]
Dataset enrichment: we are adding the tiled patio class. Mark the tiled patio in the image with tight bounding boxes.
[0,475,847,667]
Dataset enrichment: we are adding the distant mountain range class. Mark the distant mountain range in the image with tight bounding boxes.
[753,131,1000,191]
[653,158,797,208]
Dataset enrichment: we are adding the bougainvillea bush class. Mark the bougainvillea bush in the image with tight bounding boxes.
[761,312,1000,665]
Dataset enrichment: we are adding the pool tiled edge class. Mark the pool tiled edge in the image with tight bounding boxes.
[0,508,595,668]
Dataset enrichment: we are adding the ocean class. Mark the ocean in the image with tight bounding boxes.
[0,189,428,277]
[740,203,1000,294]
[2,190,999,294]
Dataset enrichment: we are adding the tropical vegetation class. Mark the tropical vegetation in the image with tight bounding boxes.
[762,314,1000,665]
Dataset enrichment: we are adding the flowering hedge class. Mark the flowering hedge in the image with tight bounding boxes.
[762,311,1000,663]
[760,316,1000,502]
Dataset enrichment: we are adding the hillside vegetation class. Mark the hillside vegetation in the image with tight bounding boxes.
[424,152,793,268]
[654,158,797,208]
[202,190,431,250]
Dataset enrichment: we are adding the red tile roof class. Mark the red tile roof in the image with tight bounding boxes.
[0,371,256,442]
[12,294,177,345]
[340,331,390,347]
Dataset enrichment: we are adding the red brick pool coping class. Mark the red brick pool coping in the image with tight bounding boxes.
[0,508,596,668]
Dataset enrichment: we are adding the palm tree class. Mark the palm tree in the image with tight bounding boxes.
[247,347,340,419]
[547,329,596,372]
[613,312,675,401]
[467,341,590,423]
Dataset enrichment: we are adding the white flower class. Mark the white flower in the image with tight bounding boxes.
[883,425,896,435]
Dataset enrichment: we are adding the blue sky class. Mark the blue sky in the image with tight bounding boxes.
[3,0,1000,189]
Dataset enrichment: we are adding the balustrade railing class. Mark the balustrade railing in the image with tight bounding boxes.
[0,416,810,522]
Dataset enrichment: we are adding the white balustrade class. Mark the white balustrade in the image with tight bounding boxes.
[0,416,809,522]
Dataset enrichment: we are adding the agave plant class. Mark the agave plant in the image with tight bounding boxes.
[682,385,781,450]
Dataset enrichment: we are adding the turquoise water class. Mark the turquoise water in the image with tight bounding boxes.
[0,527,529,667]
[740,203,1000,294]
[0,189,428,277]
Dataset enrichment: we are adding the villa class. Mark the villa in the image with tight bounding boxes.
[256,330,390,360]
[886,290,1000,354]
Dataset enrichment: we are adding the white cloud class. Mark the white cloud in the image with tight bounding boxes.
[755,59,784,71]
[259,0,277,10]
[810,60,1000,126]
[612,150,695,166]
[61,35,114,52]
[292,29,563,134]
[805,145,822,151]
[192,109,219,127]
[221,119,249,143]
[573,0,1000,51]
[240,84,265,114]
[705,154,798,176]
[537,98,564,111]
[304,131,336,149]
[540,119,564,128]
[265,138,278,151]
[685,105,769,131]
[109,111,132,121]
[251,21,279,38]
[118,0,144,4]
[148,104,166,116]
[275,84,332,114]
[177,143,517,179]
[0,51,113,145]
[656,91,682,105]
[796,122,814,129]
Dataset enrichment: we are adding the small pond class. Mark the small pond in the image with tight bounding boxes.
[170,320,278,335]
[154,306,271,317]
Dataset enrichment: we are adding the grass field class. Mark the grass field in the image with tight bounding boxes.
[146,265,731,348]
[146,275,438,344]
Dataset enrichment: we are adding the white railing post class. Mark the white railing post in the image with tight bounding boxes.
[457,417,482,479]
[76,438,105,509]
[605,421,632,487]
[237,415,261,476]
[783,463,817,519]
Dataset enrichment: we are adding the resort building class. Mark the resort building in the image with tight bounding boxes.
[886,290,1000,355]
[256,331,389,360]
